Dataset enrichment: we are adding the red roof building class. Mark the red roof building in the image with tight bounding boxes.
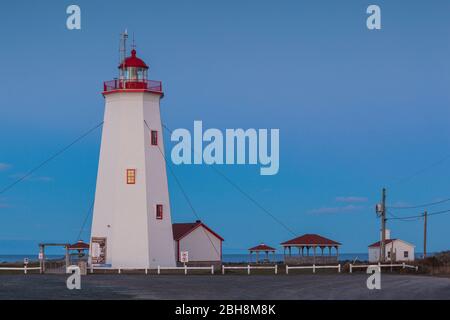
[172,221,224,265]
[368,239,396,248]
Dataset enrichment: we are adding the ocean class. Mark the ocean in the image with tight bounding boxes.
[0,255,62,264]
[1,253,370,264]
[1,253,428,264]
[223,253,370,263]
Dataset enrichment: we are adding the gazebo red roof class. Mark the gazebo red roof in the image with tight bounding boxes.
[249,244,276,252]
[172,220,224,241]
[68,240,90,250]
[281,234,341,246]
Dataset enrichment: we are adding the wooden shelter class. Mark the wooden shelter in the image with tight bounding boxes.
[248,243,276,263]
[281,234,341,265]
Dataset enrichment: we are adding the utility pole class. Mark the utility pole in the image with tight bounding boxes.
[380,188,387,262]
[423,211,428,258]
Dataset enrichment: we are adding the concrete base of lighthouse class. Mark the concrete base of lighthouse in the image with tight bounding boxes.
[90,90,176,269]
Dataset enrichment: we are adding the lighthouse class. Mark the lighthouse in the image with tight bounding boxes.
[90,40,176,268]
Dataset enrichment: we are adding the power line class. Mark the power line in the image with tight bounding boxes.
[391,152,450,186]
[388,208,450,221]
[388,211,422,222]
[388,197,450,210]
[144,120,221,257]
[76,199,95,242]
[0,122,104,195]
[161,123,297,237]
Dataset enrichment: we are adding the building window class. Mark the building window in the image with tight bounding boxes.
[151,131,158,146]
[387,251,391,258]
[404,251,409,258]
[126,169,136,184]
[156,204,163,220]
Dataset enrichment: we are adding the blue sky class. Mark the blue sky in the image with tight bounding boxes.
[1,0,450,255]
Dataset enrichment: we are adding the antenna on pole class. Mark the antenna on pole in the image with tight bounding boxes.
[119,29,129,81]
[132,32,136,50]
[375,188,387,262]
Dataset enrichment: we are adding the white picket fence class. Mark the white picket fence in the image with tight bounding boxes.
[222,265,278,275]
[349,262,418,273]
[286,264,341,274]
[0,266,41,274]
[90,265,215,275]
[157,265,215,275]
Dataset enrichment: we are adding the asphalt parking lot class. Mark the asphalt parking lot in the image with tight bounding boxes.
[1,273,450,300]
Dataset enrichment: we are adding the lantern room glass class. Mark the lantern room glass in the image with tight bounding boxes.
[126,67,147,81]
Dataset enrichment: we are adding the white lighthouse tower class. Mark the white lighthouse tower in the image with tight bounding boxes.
[90,39,176,268]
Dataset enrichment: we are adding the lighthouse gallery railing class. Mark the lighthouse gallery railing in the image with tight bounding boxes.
[103,79,163,93]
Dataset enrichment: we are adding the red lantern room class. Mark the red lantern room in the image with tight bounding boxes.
[119,49,148,82]
[103,48,163,95]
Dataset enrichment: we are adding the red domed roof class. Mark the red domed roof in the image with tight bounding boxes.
[119,49,148,69]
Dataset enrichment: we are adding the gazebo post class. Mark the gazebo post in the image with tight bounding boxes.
[65,245,70,267]
[335,246,339,261]
[313,246,316,264]
[39,244,44,273]
[280,235,341,265]
[256,251,259,264]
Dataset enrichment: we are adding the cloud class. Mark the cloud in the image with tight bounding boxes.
[0,163,11,171]
[9,173,54,183]
[0,198,12,208]
[335,196,368,203]
[308,205,365,215]
[31,176,54,182]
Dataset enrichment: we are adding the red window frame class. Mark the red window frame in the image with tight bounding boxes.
[151,130,158,146]
[126,169,136,184]
[156,204,163,220]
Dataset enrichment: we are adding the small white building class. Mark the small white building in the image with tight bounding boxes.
[172,220,224,265]
[368,230,415,262]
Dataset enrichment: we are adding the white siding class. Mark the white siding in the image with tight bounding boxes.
[90,91,176,268]
[368,240,415,263]
[178,226,222,262]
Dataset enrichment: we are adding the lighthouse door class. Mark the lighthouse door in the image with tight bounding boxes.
[91,237,107,265]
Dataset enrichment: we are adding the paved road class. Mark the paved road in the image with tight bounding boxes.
[1,274,449,300]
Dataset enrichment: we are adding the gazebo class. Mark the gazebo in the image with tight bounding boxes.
[248,243,276,263]
[281,234,341,265]
[67,240,90,263]
[68,240,90,254]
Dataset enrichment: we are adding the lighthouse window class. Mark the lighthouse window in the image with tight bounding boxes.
[156,204,163,220]
[126,169,136,184]
[151,131,158,146]
[128,67,138,80]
